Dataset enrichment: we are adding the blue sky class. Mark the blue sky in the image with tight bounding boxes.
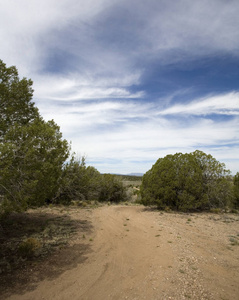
[1,0,239,174]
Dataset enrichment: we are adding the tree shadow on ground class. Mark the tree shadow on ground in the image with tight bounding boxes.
[0,210,93,298]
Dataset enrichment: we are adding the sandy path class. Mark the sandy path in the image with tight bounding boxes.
[3,205,239,300]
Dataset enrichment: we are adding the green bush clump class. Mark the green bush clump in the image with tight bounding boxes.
[18,238,41,258]
[0,60,69,214]
[54,157,127,204]
[140,150,234,211]
[99,174,127,203]
[0,60,128,212]
[233,172,239,208]
[54,156,101,205]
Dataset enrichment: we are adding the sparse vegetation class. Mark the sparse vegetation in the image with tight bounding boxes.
[229,236,239,246]
[210,208,222,214]
[0,209,83,276]
[18,238,41,259]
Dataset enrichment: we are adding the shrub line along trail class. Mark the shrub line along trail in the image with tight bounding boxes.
[3,205,239,300]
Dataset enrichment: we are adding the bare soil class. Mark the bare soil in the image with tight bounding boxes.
[1,205,239,300]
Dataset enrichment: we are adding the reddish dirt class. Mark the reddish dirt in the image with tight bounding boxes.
[1,205,239,300]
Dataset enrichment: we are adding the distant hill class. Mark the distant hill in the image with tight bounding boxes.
[108,173,143,181]
[127,173,144,177]
[106,173,144,177]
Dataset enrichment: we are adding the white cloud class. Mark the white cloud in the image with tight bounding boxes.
[34,90,239,174]
[34,77,144,101]
[159,92,239,116]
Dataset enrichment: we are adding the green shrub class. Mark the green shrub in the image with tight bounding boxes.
[210,208,222,214]
[54,156,101,204]
[0,60,69,213]
[233,172,239,208]
[140,150,233,211]
[18,238,41,258]
[99,174,127,203]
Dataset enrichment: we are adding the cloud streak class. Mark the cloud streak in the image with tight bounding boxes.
[159,92,239,116]
[35,91,239,174]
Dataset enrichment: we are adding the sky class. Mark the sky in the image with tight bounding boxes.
[0,0,239,175]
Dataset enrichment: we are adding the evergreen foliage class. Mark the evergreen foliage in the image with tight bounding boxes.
[54,158,127,205]
[233,172,239,208]
[0,60,127,211]
[0,60,39,142]
[0,60,69,213]
[99,174,127,203]
[54,156,101,204]
[140,151,234,211]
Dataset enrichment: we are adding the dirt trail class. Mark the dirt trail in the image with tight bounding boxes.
[3,205,239,300]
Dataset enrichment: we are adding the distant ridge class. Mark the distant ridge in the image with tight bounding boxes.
[127,173,144,176]
[106,173,144,177]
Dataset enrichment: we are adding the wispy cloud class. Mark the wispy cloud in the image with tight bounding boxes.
[35,90,239,174]
[34,74,144,101]
[159,92,239,116]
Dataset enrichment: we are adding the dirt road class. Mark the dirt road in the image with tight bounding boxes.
[3,205,239,300]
